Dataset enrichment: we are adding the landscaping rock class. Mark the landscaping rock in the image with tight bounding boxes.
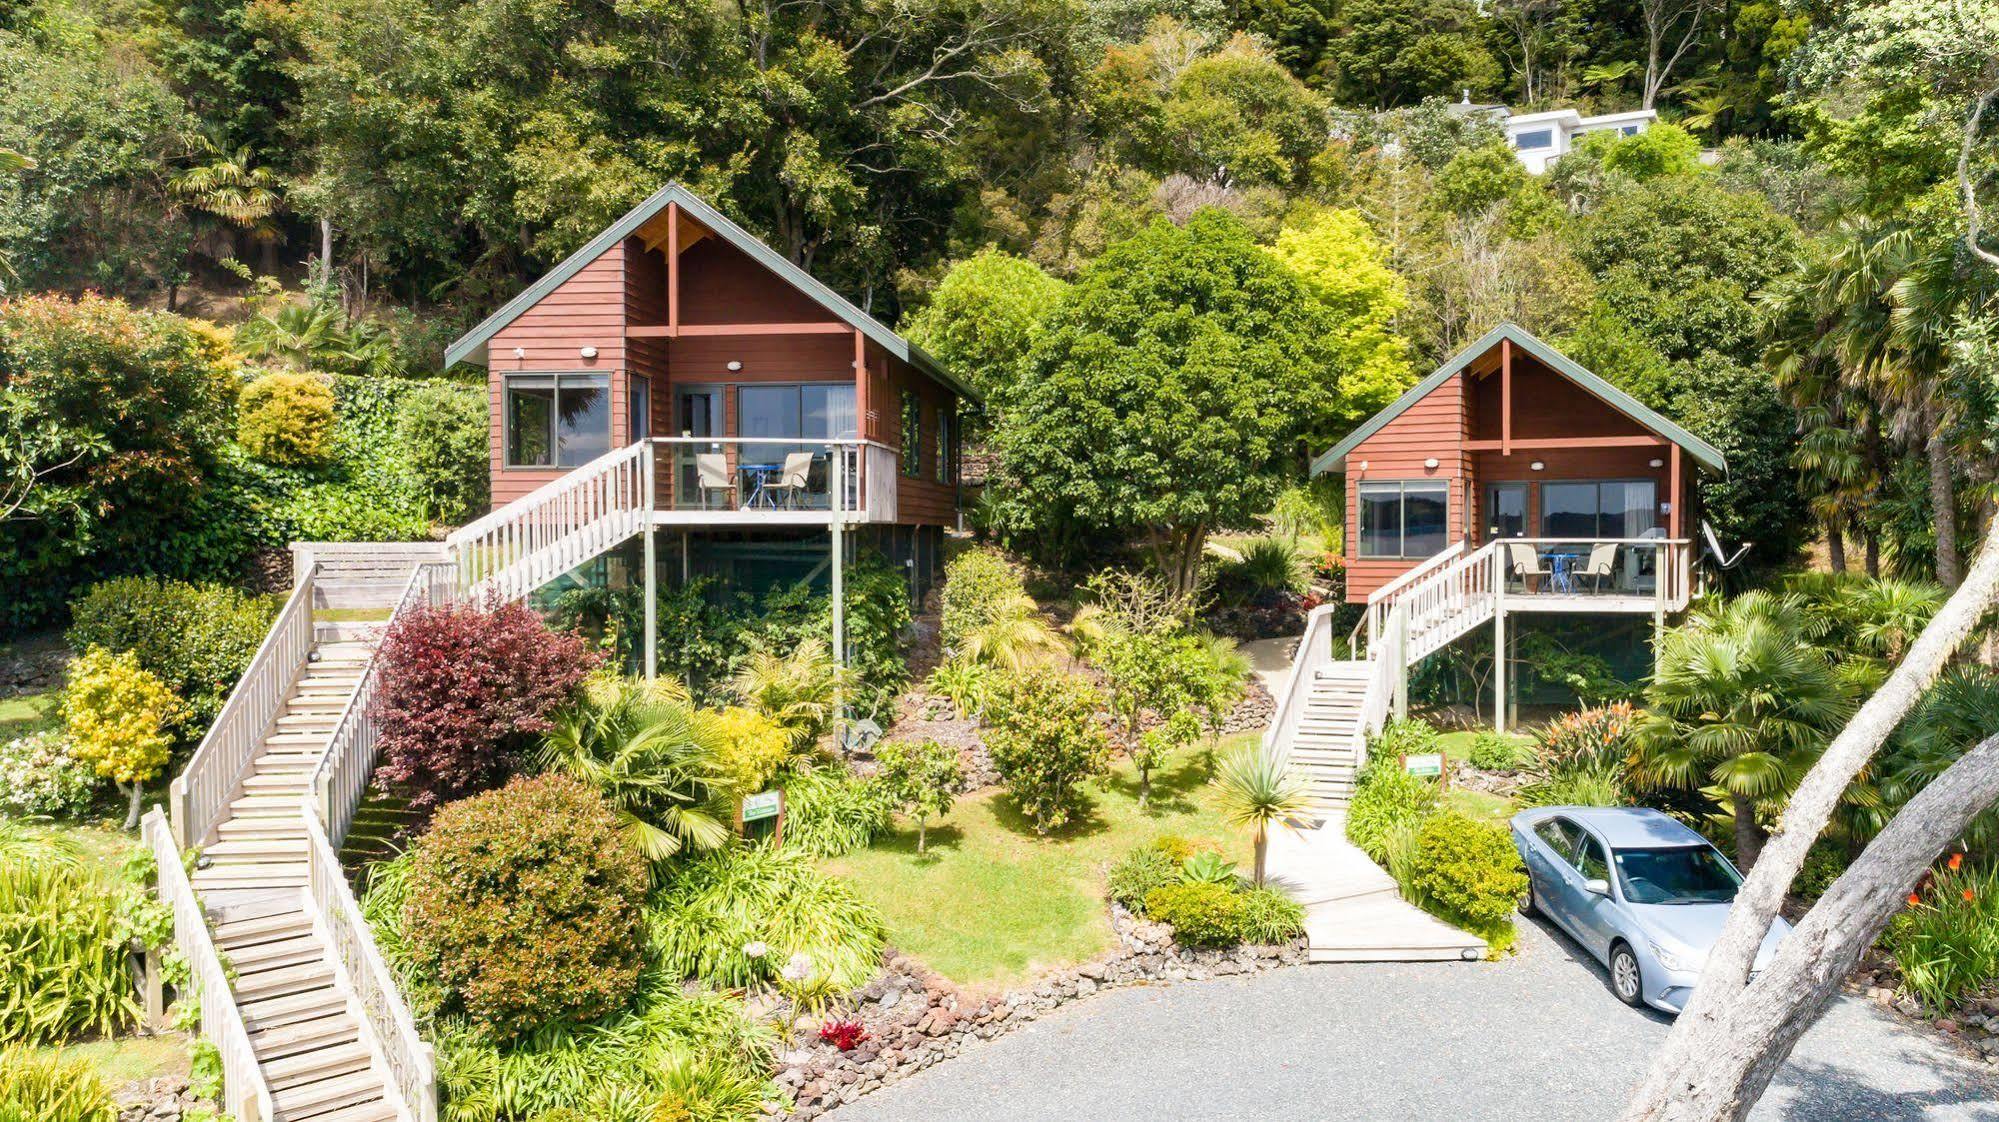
[115,1077,199,1122]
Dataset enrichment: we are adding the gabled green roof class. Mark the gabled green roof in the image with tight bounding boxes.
[444,182,977,403]
[1309,322,1726,476]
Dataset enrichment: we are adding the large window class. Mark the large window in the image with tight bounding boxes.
[505,373,610,467]
[1513,128,1555,150]
[1358,481,1449,558]
[1540,480,1657,538]
[737,383,857,443]
[900,391,921,477]
[933,405,952,484]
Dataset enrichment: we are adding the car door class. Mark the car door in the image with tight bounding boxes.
[1568,829,1624,958]
[1528,818,1588,937]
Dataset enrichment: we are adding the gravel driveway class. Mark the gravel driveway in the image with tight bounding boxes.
[833,918,1999,1121]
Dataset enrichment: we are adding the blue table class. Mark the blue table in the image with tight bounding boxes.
[1548,552,1580,594]
[739,463,782,509]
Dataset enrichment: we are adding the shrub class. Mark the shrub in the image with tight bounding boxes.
[779,769,894,858]
[983,668,1112,834]
[1218,536,1309,600]
[0,853,141,1044]
[925,658,990,720]
[1372,717,1441,760]
[1150,834,1220,864]
[1888,860,1999,1014]
[727,639,839,748]
[1180,850,1238,885]
[1468,731,1527,771]
[1234,885,1306,944]
[0,1046,115,1122]
[400,775,649,1040]
[646,847,886,994]
[818,1019,868,1050]
[65,576,278,730]
[651,1053,766,1122]
[0,294,239,633]
[1143,881,1243,947]
[61,646,185,829]
[1408,811,1528,953]
[1794,843,1852,900]
[238,371,336,465]
[373,601,597,814]
[875,739,961,853]
[393,379,489,523]
[424,974,776,1122]
[1107,844,1182,910]
[1518,766,1627,809]
[703,706,796,796]
[1535,702,1637,775]
[0,731,101,817]
[1344,757,1437,862]
[940,548,1027,653]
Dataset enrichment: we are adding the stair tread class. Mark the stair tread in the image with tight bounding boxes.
[265,1042,373,1088]
[251,1014,360,1059]
[273,1070,384,1114]
[291,1098,397,1122]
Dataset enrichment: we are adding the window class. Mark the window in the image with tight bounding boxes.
[737,384,856,443]
[1620,123,1642,136]
[504,373,610,467]
[1576,833,1610,884]
[1540,480,1657,538]
[933,405,952,484]
[1513,128,1555,150]
[628,374,650,443]
[900,391,921,477]
[1357,481,1449,558]
[1534,819,1583,869]
[1614,846,1742,905]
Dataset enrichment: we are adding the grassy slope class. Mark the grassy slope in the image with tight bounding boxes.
[824,734,1258,991]
[0,690,56,738]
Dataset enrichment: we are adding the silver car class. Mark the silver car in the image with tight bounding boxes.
[1510,806,1790,1014]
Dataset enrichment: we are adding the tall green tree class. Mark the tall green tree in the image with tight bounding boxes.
[901,249,1066,418]
[994,208,1341,593]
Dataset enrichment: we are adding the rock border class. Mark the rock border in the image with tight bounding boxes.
[770,903,1306,1117]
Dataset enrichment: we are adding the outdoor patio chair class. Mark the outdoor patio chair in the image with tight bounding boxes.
[1507,542,1549,592]
[762,451,816,509]
[1580,542,1619,592]
[695,452,734,510]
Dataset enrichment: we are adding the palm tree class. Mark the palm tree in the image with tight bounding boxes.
[958,593,1063,671]
[1877,665,1999,853]
[1632,592,1856,867]
[729,638,842,746]
[1214,743,1309,888]
[1764,258,1880,573]
[536,675,735,869]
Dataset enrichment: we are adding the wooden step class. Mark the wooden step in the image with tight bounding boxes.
[276,714,340,732]
[243,772,314,792]
[228,796,308,816]
[235,964,336,1003]
[273,1069,384,1119]
[214,910,313,949]
[266,1042,373,1091]
[295,1098,398,1122]
[216,820,309,840]
[193,865,309,891]
[227,934,324,972]
[240,988,349,1033]
[251,1013,359,1061]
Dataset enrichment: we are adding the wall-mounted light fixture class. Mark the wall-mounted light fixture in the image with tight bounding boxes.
[512,346,525,360]
[1424,457,1440,469]
[1648,458,1665,468]
[580,346,598,359]
[726,360,744,372]
[1530,460,1545,472]
[1357,460,1369,472]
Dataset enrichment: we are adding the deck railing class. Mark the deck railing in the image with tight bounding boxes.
[1262,602,1342,757]
[142,809,276,1122]
[1488,538,1692,609]
[300,560,451,1122]
[170,569,318,849]
[446,439,653,600]
[651,437,896,518]
[1351,601,1409,772]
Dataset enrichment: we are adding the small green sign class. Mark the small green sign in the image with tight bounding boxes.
[1403,752,1444,778]
[742,791,783,822]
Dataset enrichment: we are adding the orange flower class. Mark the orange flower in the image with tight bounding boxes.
[1908,892,1923,907]
[1964,888,1977,903]
[1949,852,1964,871]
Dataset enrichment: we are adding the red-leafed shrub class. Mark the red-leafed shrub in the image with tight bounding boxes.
[818,1019,869,1050]
[399,774,649,1039]
[372,600,597,812]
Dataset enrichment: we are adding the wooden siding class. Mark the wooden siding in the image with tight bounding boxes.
[488,247,627,506]
[1468,356,1649,441]
[677,238,831,326]
[1469,447,1679,542]
[877,348,959,526]
[1344,373,1470,602]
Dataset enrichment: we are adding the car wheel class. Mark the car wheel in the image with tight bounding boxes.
[1609,942,1645,1007]
[1519,874,1541,918]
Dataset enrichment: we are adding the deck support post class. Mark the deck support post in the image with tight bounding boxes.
[830,454,848,730]
[1492,548,1508,734]
[643,449,657,684]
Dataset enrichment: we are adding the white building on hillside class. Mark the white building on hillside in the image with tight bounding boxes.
[1450,95,1659,174]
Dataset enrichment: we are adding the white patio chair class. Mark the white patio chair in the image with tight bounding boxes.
[1507,542,1549,592]
[1580,542,1619,592]
[762,451,816,509]
[695,452,734,510]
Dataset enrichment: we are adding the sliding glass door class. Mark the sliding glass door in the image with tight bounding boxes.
[1539,480,1656,538]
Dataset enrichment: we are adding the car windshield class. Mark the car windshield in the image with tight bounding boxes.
[1613,845,1741,905]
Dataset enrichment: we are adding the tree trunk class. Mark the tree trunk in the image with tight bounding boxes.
[1620,733,1999,1122]
[1730,793,1762,869]
[123,783,143,831]
[1865,530,1881,579]
[1825,512,1846,574]
[917,816,928,854]
[1927,421,1962,588]
[1619,514,1999,1121]
[1253,825,1268,888]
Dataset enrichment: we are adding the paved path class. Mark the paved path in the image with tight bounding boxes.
[833,919,1999,1122]
[1238,635,1298,696]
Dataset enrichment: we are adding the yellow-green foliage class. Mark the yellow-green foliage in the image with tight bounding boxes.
[702,707,793,794]
[939,549,1028,653]
[0,857,141,1046]
[60,647,183,788]
[0,1047,116,1122]
[1408,811,1528,954]
[237,370,336,465]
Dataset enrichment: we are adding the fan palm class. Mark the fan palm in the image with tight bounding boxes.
[958,593,1063,671]
[730,638,843,746]
[1632,592,1856,867]
[536,676,734,869]
[1214,743,1310,887]
[1877,665,1999,852]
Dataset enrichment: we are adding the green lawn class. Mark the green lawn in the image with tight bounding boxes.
[823,734,1258,991]
[0,690,56,738]
[29,1034,189,1089]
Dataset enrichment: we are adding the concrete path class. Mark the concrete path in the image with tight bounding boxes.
[1238,635,1298,696]
[1266,816,1486,962]
[832,918,1999,1121]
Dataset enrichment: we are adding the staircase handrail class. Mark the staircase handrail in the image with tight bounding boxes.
[1350,541,1464,655]
[299,560,450,1122]
[444,439,652,599]
[142,809,276,1122]
[1262,602,1342,755]
[171,567,319,849]
[1351,600,1410,773]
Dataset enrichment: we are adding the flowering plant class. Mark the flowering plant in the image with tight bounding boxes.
[818,1019,869,1050]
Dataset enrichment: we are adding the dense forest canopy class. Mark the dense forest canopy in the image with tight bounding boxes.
[0,0,1996,589]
